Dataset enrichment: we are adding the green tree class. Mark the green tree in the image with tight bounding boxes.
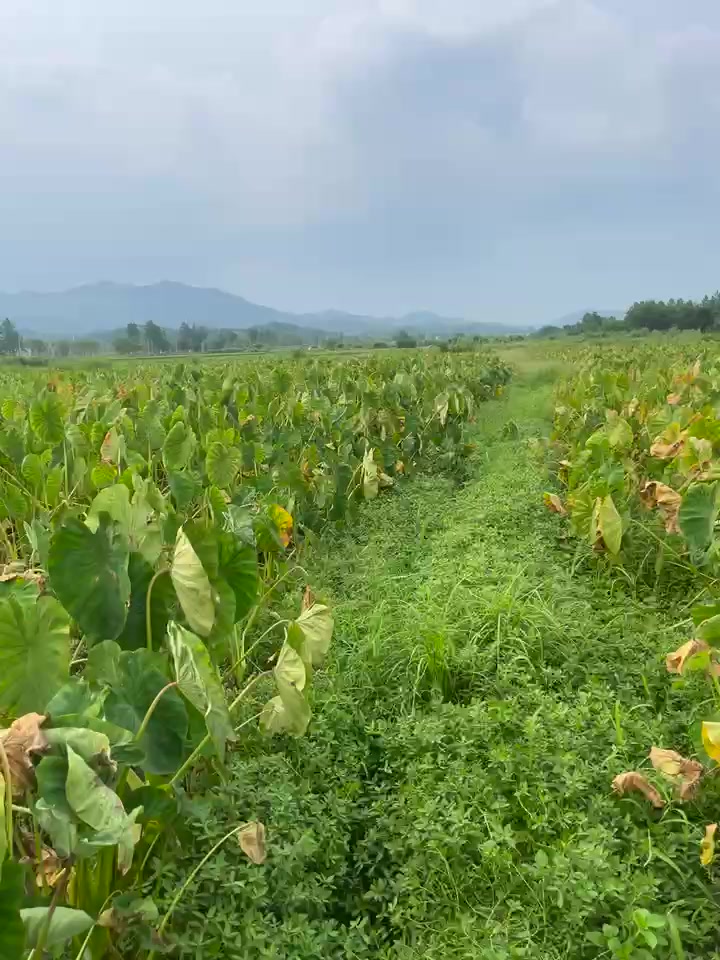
[144,320,171,354]
[0,318,19,354]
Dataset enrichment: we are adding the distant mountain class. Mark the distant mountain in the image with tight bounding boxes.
[550,308,624,327]
[0,281,526,338]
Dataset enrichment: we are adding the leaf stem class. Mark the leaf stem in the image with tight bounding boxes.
[168,671,270,786]
[27,868,69,960]
[0,736,13,855]
[146,823,247,960]
[145,568,168,651]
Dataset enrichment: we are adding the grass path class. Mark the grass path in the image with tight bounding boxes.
[166,370,720,960]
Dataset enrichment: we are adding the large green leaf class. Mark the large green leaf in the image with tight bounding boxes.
[35,755,78,857]
[206,442,241,489]
[45,727,111,762]
[0,591,70,715]
[104,650,188,775]
[20,453,43,490]
[163,421,196,471]
[21,907,93,949]
[218,533,257,622]
[49,516,131,641]
[0,862,25,960]
[29,391,64,445]
[167,621,235,760]
[679,482,719,556]
[171,527,215,636]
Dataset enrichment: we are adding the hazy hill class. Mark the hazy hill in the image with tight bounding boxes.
[0,281,526,338]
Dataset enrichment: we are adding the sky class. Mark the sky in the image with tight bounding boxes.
[1,0,719,325]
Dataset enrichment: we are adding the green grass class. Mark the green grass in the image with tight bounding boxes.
[150,366,720,960]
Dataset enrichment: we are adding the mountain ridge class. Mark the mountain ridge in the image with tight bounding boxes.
[0,281,529,337]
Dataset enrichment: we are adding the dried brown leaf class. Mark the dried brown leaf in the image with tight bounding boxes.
[301,586,315,612]
[20,846,65,889]
[667,393,682,405]
[543,492,567,516]
[238,820,266,864]
[666,638,710,675]
[640,481,682,534]
[650,433,687,459]
[649,746,703,800]
[612,771,664,808]
[0,713,48,796]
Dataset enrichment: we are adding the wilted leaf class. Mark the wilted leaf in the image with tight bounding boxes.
[301,585,315,611]
[700,823,717,866]
[293,603,334,668]
[238,821,266,864]
[612,771,664,808]
[268,504,293,548]
[171,527,215,636]
[20,846,65,889]
[260,679,311,737]
[650,431,687,459]
[640,481,682,535]
[543,492,567,516]
[0,713,48,796]
[591,495,623,555]
[666,638,711,674]
[667,393,682,406]
[649,746,703,800]
[362,448,379,500]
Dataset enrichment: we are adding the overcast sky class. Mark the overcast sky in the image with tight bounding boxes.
[1,0,719,325]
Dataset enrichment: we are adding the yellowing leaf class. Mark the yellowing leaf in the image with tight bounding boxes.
[268,505,293,547]
[543,492,567,516]
[591,495,623,555]
[171,527,215,637]
[612,771,664,808]
[649,746,703,800]
[702,721,720,762]
[700,823,717,866]
[650,429,687,460]
[666,638,710,674]
[238,820,266,864]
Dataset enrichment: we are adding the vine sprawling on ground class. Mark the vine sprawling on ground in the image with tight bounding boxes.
[0,348,510,958]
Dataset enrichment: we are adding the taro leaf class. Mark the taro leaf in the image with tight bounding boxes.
[29,392,64,445]
[697,615,720,647]
[692,602,720,626]
[44,727,110,763]
[679,482,719,556]
[0,592,70,715]
[171,527,215,636]
[294,603,334,668]
[0,483,29,522]
[261,644,310,737]
[218,533,257,622]
[91,462,116,490]
[163,421,196,472]
[125,785,178,827]
[35,755,78,857]
[45,681,99,721]
[49,516,130,642]
[0,862,26,959]
[86,484,132,534]
[116,554,173,652]
[45,466,63,507]
[85,640,123,686]
[606,414,633,450]
[260,679,311,737]
[21,453,43,490]
[167,621,235,761]
[168,470,201,510]
[104,650,188,775]
[0,771,5,866]
[238,821,266,864]
[65,746,127,832]
[594,495,623,555]
[206,442,241,490]
[702,721,720,762]
[21,907,93,948]
[362,448,379,500]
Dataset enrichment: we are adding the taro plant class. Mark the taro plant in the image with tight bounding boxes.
[0,480,334,958]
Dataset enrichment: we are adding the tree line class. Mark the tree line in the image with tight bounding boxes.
[536,292,720,338]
